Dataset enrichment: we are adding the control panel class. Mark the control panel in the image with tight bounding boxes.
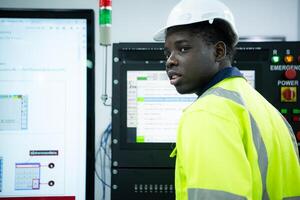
[235,42,300,150]
[111,42,300,200]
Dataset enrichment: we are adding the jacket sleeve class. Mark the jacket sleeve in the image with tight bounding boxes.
[176,109,252,200]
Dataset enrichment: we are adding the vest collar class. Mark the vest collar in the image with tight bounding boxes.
[196,67,244,96]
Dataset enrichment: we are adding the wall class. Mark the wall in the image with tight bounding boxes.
[112,0,299,42]
[0,0,299,199]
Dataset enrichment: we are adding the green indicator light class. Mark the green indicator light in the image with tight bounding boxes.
[99,9,111,25]
[271,55,280,64]
[137,76,147,80]
[136,136,145,143]
[292,109,300,114]
[280,108,288,114]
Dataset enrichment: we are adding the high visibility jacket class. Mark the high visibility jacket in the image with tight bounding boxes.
[171,67,300,200]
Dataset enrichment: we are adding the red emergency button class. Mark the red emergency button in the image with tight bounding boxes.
[296,131,300,141]
[284,68,297,80]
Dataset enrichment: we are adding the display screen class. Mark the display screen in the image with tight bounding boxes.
[125,69,255,144]
[0,10,92,199]
[126,70,197,143]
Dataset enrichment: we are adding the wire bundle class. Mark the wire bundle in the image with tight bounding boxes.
[95,123,112,200]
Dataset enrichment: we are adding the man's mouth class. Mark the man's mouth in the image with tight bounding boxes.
[168,71,182,85]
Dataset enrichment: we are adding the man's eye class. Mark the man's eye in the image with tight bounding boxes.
[179,47,190,53]
[180,48,186,52]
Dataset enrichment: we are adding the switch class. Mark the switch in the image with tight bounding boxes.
[284,68,297,80]
[284,55,294,64]
[281,87,297,102]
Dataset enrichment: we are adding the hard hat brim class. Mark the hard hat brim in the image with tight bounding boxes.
[153,27,167,41]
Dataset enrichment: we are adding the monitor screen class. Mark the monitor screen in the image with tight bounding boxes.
[126,70,197,143]
[125,69,254,144]
[111,43,257,168]
[0,9,94,199]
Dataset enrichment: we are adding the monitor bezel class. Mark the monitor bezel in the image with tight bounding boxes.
[0,8,95,199]
[118,64,177,150]
[112,44,176,167]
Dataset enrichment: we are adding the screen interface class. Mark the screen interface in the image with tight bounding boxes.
[127,70,197,143]
[0,16,87,199]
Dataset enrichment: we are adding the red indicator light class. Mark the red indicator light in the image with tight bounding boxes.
[100,0,112,7]
[292,116,300,122]
[297,131,300,141]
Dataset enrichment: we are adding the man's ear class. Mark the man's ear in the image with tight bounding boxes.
[214,41,226,62]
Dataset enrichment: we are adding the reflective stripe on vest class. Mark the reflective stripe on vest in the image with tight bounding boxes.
[281,115,300,163]
[188,188,247,200]
[201,87,270,200]
[283,197,300,200]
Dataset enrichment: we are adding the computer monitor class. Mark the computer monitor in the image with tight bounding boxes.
[126,70,196,144]
[0,9,94,199]
[112,43,192,167]
[125,69,255,144]
[112,43,258,168]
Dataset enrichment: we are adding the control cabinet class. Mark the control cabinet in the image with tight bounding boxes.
[235,42,300,149]
[111,42,300,200]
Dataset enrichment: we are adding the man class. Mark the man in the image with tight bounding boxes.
[153,0,300,199]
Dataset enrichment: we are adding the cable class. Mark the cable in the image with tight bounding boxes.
[101,46,112,106]
[95,123,112,200]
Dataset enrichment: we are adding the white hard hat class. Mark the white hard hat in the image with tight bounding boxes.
[153,0,238,45]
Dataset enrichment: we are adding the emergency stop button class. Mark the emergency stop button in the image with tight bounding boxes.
[284,68,297,80]
[281,87,297,102]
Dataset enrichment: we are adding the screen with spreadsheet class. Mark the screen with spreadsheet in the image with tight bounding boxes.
[126,70,197,143]
[0,9,94,199]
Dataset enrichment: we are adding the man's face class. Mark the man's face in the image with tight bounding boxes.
[164,29,219,94]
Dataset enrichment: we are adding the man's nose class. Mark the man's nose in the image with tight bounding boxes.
[166,52,178,69]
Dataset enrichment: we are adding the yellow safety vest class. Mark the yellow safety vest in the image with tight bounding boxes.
[171,76,300,200]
